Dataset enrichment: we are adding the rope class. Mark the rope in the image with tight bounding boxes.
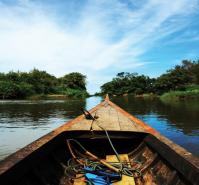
[63,108,142,184]
[65,135,142,183]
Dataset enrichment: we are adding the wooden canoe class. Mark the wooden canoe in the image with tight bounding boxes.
[0,95,199,185]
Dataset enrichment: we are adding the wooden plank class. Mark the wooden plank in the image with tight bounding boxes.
[73,174,86,185]
[1,94,199,185]
[69,104,144,132]
[145,135,199,184]
[106,154,135,185]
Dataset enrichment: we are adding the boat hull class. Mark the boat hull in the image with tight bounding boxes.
[0,130,198,185]
[0,96,198,184]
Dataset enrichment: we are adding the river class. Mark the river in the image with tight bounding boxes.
[0,95,198,161]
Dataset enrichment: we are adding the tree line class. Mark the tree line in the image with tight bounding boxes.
[0,69,88,99]
[101,60,199,95]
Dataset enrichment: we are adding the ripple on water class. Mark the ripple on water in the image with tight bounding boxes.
[0,96,198,161]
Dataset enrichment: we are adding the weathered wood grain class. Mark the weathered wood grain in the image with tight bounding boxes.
[69,104,144,132]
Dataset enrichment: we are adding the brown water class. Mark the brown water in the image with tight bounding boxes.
[0,96,198,161]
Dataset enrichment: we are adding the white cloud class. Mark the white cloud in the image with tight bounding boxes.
[0,0,198,93]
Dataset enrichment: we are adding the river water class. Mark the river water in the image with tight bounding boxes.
[0,96,198,161]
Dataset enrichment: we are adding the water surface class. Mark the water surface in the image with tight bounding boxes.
[0,96,198,161]
[0,97,102,161]
[112,95,199,156]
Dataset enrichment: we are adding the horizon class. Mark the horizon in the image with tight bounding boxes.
[0,0,199,93]
[0,60,197,95]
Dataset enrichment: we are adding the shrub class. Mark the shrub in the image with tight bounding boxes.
[0,81,20,99]
[18,82,35,98]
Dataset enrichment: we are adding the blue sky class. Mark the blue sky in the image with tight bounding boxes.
[0,0,199,93]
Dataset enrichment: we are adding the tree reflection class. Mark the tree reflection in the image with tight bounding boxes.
[112,96,199,135]
[0,99,86,127]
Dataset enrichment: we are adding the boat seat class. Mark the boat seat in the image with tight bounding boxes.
[106,154,135,185]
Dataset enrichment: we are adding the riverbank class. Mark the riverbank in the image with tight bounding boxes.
[104,86,199,101]
[160,90,199,101]
[160,86,199,102]
[0,92,89,101]
[27,92,89,100]
[27,94,69,100]
[135,93,158,99]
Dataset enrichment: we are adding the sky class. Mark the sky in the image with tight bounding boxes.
[0,0,199,94]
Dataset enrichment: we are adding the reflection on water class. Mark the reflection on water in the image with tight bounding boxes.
[0,95,198,161]
[0,97,102,161]
[112,95,199,156]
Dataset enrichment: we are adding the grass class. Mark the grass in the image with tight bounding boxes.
[27,94,48,100]
[63,88,89,98]
[185,85,199,91]
[160,87,199,102]
[135,93,158,99]
[27,89,89,100]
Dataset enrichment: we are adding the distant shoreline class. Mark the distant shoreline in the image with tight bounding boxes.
[106,90,199,101]
[0,94,90,101]
[1,91,199,101]
[27,94,75,100]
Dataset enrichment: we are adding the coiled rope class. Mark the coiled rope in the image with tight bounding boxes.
[63,109,142,184]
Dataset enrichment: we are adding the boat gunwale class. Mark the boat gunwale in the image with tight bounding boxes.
[0,99,107,175]
[0,95,198,183]
[107,98,199,159]
[107,97,199,170]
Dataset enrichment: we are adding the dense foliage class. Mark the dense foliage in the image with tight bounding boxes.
[101,72,155,95]
[0,69,88,99]
[58,72,86,90]
[101,60,199,95]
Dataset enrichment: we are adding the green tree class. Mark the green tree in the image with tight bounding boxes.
[0,81,20,99]
[101,72,154,95]
[154,62,192,94]
[60,72,86,90]
[0,73,6,81]
[0,69,88,99]
[27,69,58,94]
[182,60,199,84]
[18,82,35,98]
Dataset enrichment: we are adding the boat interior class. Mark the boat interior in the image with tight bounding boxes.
[0,130,197,185]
